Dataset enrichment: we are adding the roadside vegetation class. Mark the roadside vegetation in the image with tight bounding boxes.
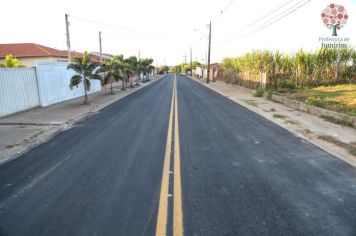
[222,48,356,117]
[318,135,356,156]
[0,55,25,68]
[68,52,102,105]
[288,85,356,117]
[67,52,155,104]
[170,61,202,74]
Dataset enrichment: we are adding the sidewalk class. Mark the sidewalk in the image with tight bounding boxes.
[0,77,162,164]
[194,78,356,167]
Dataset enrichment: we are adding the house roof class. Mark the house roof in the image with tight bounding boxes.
[89,51,115,59]
[0,43,69,58]
[0,43,102,62]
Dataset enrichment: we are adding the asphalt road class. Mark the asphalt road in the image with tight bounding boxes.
[0,74,355,235]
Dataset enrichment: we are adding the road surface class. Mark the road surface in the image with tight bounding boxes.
[0,74,355,235]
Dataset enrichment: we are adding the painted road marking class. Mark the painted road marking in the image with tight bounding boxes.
[173,76,183,236]
[155,76,184,236]
[155,78,175,236]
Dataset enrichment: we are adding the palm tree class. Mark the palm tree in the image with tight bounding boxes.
[101,55,124,95]
[124,56,138,87]
[67,51,101,105]
[121,60,131,90]
[140,58,154,82]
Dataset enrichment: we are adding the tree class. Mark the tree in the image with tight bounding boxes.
[101,55,124,95]
[140,58,154,81]
[67,51,101,105]
[0,55,24,68]
[321,4,348,36]
[125,56,138,87]
[121,60,132,90]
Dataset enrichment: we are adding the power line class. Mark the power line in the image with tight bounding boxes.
[215,0,236,21]
[229,0,311,41]
[69,14,177,37]
[103,32,172,41]
[229,0,295,38]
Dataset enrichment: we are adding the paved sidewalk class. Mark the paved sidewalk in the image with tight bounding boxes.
[194,78,356,167]
[0,77,162,164]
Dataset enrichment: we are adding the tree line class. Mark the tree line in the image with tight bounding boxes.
[68,52,155,104]
[169,61,202,74]
[221,48,356,90]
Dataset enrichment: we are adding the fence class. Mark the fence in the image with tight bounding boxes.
[0,68,40,117]
[0,61,101,117]
[36,61,101,106]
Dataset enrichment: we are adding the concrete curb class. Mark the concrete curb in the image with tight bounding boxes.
[189,77,356,168]
[270,94,356,128]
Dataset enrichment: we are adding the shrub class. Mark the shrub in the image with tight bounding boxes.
[254,88,265,97]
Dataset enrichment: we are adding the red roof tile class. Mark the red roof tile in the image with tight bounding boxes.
[0,43,87,59]
[0,43,63,58]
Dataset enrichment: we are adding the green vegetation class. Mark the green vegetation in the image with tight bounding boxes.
[101,55,124,95]
[288,84,356,117]
[244,100,258,107]
[285,119,299,125]
[170,61,202,74]
[68,52,155,102]
[0,55,25,68]
[318,135,356,156]
[221,48,356,89]
[273,114,287,119]
[270,108,276,112]
[254,88,265,97]
[67,52,102,104]
[320,115,354,127]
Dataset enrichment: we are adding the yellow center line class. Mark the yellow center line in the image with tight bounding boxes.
[173,76,184,236]
[155,75,184,236]
[155,78,175,236]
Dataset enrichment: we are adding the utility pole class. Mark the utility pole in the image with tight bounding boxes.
[99,31,103,63]
[137,51,141,83]
[190,47,192,77]
[65,14,71,62]
[207,20,212,84]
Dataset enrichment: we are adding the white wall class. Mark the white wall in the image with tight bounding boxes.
[36,61,101,107]
[0,68,40,117]
[0,61,102,117]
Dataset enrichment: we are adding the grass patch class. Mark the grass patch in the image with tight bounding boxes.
[254,88,265,97]
[244,100,258,107]
[287,84,356,117]
[304,129,312,134]
[273,113,287,119]
[285,119,299,125]
[320,115,354,127]
[270,108,276,112]
[318,135,356,156]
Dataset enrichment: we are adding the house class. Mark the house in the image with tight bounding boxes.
[89,51,115,61]
[208,63,223,81]
[200,63,223,81]
[0,43,100,67]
